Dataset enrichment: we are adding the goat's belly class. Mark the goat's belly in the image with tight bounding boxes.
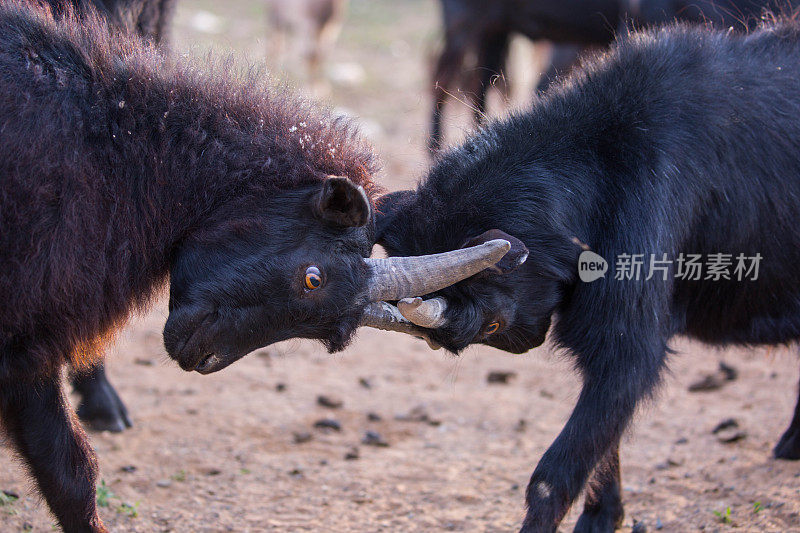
[680,285,800,346]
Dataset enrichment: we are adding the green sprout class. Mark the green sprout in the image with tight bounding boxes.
[713,506,733,524]
[0,491,18,507]
[116,501,139,518]
[96,480,114,508]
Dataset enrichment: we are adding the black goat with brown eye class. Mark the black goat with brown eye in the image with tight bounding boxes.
[380,22,800,533]
[304,265,324,290]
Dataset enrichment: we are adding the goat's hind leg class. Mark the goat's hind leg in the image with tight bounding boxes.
[774,372,800,460]
[72,361,132,433]
[0,371,106,532]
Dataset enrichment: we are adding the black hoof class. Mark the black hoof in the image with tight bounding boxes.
[76,382,132,433]
[774,426,800,460]
[574,506,624,533]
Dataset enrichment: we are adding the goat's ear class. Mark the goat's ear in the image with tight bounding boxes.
[375,190,416,243]
[313,176,371,228]
[463,229,529,274]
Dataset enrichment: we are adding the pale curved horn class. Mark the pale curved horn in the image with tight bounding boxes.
[360,302,441,349]
[364,239,510,301]
[397,297,448,328]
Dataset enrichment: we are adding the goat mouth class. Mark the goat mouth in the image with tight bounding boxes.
[193,352,242,375]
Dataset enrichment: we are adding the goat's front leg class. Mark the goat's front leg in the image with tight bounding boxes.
[0,373,106,533]
[520,343,665,533]
[573,441,624,533]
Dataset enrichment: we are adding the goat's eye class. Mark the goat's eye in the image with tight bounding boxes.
[304,266,323,291]
[484,321,500,336]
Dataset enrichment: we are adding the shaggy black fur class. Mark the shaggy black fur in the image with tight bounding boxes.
[380,21,800,532]
[32,0,180,434]
[0,2,377,531]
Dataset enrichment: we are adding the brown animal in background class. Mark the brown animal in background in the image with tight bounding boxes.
[266,0,348,84]
[39,0,177,47]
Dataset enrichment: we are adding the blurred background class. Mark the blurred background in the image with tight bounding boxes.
[170,0,547,186]
[1,1,800,531]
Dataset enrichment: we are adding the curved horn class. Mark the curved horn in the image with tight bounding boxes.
[364,239,510,301]
[360,302,441,349]
[397,297,448,329]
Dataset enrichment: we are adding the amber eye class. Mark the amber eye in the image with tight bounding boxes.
[484,321,500,336]
[304,266,323,291]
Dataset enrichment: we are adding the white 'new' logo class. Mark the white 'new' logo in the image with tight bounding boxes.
[578,251,608,282]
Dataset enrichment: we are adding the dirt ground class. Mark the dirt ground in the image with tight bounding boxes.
[2,1,800,531]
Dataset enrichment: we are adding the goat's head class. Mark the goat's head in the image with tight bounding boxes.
[376,189,572,355]
[164,176,511,373]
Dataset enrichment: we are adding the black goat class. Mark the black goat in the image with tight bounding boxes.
[382,21,800,532]
[430,0,799,152]
[0,2,505,530]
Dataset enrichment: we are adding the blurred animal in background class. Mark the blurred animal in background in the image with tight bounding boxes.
[39,0,177,48]
[429,0,799,152]
[266,0,349,92]
[32,0,178,434]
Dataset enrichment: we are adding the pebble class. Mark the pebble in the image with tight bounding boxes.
[689,362,738,392]
[486,371,517,384]
[358,377,372,389]
[712,418,739,434]
[119,465,137,473]
[688,373,725,392]
[362,430,389,447]
[367,412,382,422]
[712,418,747,443]
[632,520,647,533]
[293,431,313,444]
[395,405,441,426]
[275,383,287,392]
[344,447,360,460]
[313,418,342,432]
[156,480,172,488]
[317,395,343,409]
[719,361,738,381]
[718,429,747,444]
